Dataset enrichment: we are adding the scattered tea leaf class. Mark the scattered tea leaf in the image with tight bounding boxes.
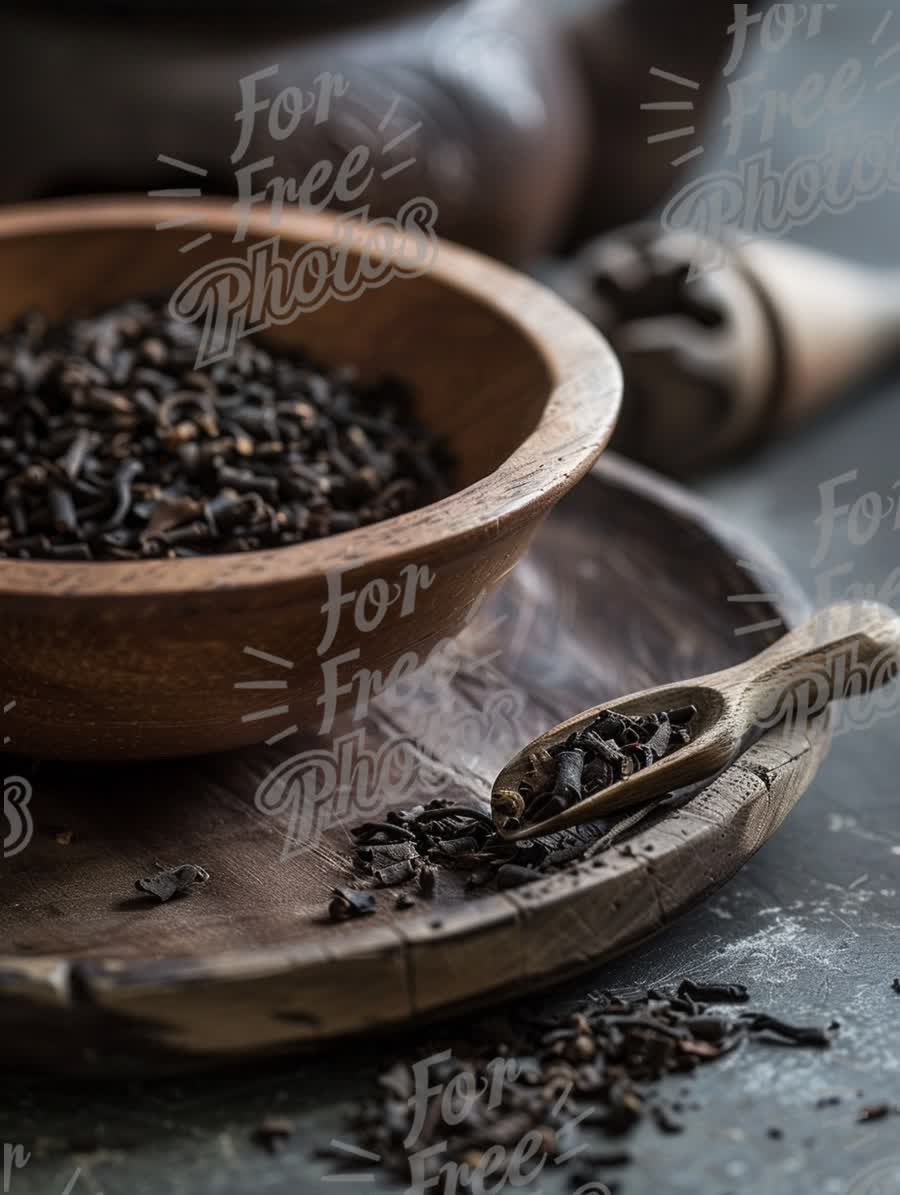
[134,863,209,903]
[858,1104,892,1123]
[328,888,376,923]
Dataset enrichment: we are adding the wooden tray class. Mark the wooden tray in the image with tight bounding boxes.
[0,455,830,1074]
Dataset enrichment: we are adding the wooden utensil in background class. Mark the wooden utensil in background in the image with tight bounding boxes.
[553,224,900,477]
[493,600,900,839]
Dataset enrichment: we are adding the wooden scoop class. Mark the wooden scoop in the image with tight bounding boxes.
[553,227,900,478]
[492,601,900,842]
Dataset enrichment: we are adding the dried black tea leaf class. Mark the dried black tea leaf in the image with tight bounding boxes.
[741,1013,833,1048]
[857,1104,892,1123]
[678,979,749,1005]
[372,860,417,888]
[328,888,376,922]
[134,863,209,903]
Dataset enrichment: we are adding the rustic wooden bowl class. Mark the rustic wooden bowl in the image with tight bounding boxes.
[0,198,621,760]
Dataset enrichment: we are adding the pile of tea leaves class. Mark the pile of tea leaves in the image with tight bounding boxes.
[0,299,452,561]
[349,707,698,896]
[319,980,835,1191]
[350,799,617,896]
[497,705,697,833]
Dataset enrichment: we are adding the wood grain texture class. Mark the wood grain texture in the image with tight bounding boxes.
[0,196,621,760]
[0,454,831,1074]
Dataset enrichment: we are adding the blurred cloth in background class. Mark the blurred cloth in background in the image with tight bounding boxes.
[0,0,738,260]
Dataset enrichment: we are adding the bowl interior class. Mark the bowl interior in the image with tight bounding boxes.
[0,222,554,490]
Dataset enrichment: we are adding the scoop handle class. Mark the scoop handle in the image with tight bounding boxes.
[733,601,900,731]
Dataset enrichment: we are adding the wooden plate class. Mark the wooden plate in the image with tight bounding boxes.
[0,455,830,1074]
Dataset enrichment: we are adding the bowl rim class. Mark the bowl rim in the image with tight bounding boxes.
[0,196,621,598]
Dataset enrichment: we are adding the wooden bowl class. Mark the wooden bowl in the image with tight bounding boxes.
[0,198,621,760]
